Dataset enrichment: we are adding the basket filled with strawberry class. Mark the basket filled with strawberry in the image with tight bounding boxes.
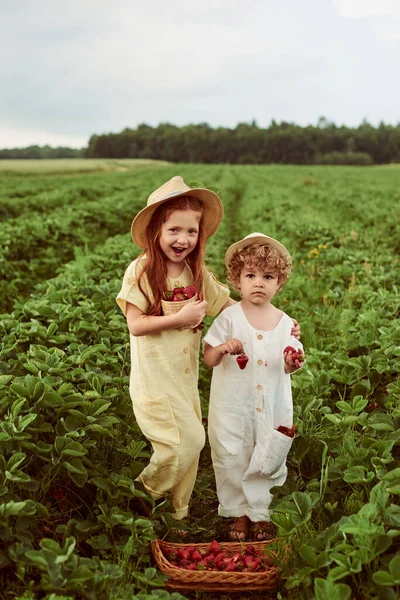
[151,538,282,591]
[161,286,202,331]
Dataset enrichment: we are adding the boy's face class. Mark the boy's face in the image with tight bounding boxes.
[238,263,280,306]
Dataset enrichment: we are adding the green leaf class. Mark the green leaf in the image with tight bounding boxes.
[315,578,351,600]
[373,571,396,586]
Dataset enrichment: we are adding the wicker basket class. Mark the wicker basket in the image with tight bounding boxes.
[161,294,198,331]
[151,539,281,592]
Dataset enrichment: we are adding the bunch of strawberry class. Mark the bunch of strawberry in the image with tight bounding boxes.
[283,346,305,363]
[163,285,197,302]
[162,540,271,572]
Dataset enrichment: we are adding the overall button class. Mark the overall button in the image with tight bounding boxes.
[257,359,263,365]
[256,384,262,390]
[185,368,190,374]
[183,347,189,354]
[256,407,262,413]
[257,334,263,340]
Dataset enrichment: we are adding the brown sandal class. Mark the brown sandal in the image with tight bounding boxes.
[227,516,251,541]
[251,520,277,541]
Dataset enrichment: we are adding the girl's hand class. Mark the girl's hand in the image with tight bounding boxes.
[284,347,305,373]
[291,319,301,340]
[219,338,244,356]
[177,299,207,328]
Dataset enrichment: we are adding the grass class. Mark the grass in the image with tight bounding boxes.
[0,158,171,174]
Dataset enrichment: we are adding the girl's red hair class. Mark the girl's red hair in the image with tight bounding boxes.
[137,196,207,316]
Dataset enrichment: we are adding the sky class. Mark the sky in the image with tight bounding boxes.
[1,0,399,149]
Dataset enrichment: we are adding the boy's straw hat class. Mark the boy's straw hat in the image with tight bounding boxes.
[225,232,292,267]
[131,175,224,248]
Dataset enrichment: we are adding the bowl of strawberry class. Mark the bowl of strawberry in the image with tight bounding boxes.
[151,538,281,591]
[161,286,202,331]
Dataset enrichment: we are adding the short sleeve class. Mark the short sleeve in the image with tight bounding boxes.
[203,310,231,349]
[202,266,230,317]
[116,260,151,316]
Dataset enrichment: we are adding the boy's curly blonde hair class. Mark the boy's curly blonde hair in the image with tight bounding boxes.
[227,242,292,290]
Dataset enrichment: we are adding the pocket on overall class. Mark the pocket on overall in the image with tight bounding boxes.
[208,411,245,458]
[259,429,293,478]
[133,395,180,448]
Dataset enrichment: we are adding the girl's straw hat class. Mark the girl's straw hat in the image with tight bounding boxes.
[131,176,224,248]
[225,232,292,268]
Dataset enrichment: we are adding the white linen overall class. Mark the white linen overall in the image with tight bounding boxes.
[203,303,302,522]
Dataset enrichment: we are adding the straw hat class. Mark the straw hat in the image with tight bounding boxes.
[225,232,292,268]
[131,176,224,248]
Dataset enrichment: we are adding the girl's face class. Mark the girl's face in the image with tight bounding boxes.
[238,264,280,306]
[159,209,201,267]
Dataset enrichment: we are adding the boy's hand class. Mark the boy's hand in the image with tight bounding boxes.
[284,345,305,373]
[291,319,301,340]
[219,338,244,356]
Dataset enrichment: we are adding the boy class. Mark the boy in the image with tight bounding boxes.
[203,232,305,541]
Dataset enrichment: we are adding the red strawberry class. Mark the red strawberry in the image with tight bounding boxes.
[209,540,220,554]
[173,293,187,302]
[183,285,196,298]
[177,548,190,560]
[172,287,184,294]
[191,550,203,562]
[284,346,305,363]
[236,354,249,370]
[277,424,298,438]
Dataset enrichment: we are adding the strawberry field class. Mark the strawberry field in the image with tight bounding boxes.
[1,160,399,600]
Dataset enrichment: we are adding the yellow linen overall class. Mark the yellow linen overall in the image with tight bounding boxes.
[116,259,229,519]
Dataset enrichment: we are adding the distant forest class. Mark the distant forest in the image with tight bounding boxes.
[2,119,400,164]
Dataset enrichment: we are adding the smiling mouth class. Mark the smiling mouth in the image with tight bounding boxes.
[171,247,186,255]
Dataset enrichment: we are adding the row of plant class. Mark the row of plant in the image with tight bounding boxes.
[0,164,227,313]
[0,164,170,222]
[0,168,242,600]
[229,166,400,599]
[1,164,399,599]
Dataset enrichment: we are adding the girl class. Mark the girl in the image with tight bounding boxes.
[116,176,232,521]
[203,232,304,541]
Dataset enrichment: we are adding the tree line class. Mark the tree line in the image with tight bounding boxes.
[2,119,400,164]
[0,145,84,160]
[85,118,400,165]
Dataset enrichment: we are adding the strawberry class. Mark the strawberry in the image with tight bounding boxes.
[177,548,190,560]
[191,550,203,562]
[284,346,305,363]
[173,293,187,302]
[236,354,249,370]
[209,539,220,554]
[183,285,196,298]
[172,287,184,294]
[284,345,296,354]
[277,424,298,438]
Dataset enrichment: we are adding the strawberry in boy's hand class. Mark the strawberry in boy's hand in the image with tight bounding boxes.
[284,345,305,363]
[236,354,249,370]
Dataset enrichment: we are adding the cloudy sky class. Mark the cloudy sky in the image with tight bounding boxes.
[1,0,399,149]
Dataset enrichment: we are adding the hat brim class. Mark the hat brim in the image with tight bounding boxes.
[225,234,292,268]
[131,188,224,248]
